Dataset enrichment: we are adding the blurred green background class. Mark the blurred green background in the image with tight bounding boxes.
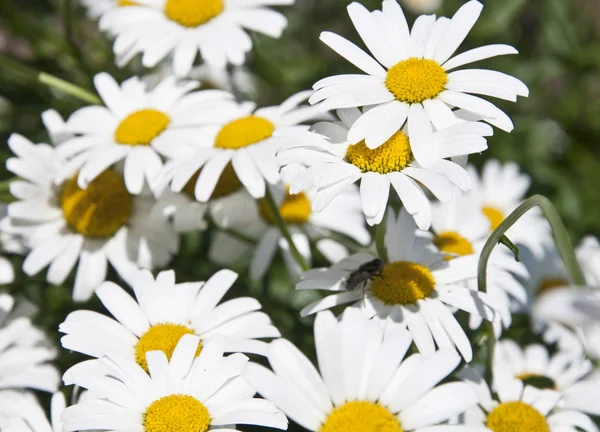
[1,0,600,428]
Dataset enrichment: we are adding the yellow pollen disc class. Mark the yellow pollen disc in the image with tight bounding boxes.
[345,130,413,174]
[259,188,312,225]
[118,0,138,6]
[183,163,242,200]
[214,116,275,150]
[537,278,569,296]
[114,109,170,146]
[61,170,132,238]
[165,0,223,27]
[516,373,556,390]
[434,231,474,260]
[385,58,447,104]
[319,401,403,432]
[135,323,202,373]
[371,261,436,306]
[144,394,211,432]
[482,206,505,231]
[486,401,549,432]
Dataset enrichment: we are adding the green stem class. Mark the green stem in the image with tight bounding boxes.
[39,73,100,105]
[477,194,585,386]
[499,235,521,262]
[375,211,389,263]
[264,188,309,272]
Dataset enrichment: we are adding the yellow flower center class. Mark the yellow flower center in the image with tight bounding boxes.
[482,206,505,231]
[516,373,556,390]
[370,261,436,305]
[144,394,211,432]
[345,130,413,174]
[214,116,275,150]
[183,163,242,200]
[486,401,549,432]
[118,0,138,5]
[259,188,312,225]
[434,231,474,260]
[165,0,224,27]
[537,277,569,296]
[135,323,202,373]
[319,401,403,432]
[114,109,170,146]
[385,58,448,104]
[61,170,132,238]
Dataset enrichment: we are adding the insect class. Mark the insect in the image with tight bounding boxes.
[343,258,385,300]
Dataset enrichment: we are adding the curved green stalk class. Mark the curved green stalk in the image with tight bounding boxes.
[375,212,389,263]
[478,194,585,385]
[264,188,309,272]
[39,73,101,105]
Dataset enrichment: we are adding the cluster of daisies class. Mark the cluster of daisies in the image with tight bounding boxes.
[1,0,600,431]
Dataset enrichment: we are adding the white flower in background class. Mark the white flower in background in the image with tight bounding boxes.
[0,391,65,432]
[401,0,442,14]
[310,0,528,166]
[0,211,14,284]
[469,159,552,256]
[99,0,295,76]
[577,235,600,288]
[60,268,280,373]
[458,367,598,432]
[58,72,236,195]
[298,208,500,362]
[494,339,600,417]
[209,181,370,281]
[192,64,258,98]
[0,294,59,394]
[2,132,178,301]
[151,189,209,233]
[430,188,528,334]
[277,107,491,227]
[245,308,484,432]
[62,334,287,431]
[161,91,326,201]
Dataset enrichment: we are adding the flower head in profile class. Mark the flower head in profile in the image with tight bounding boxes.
[63,334,287,431]
[60,268,280,373]
[458,367,598,432]
[310,0,528,166]
[277,107,491,227]
[161,91,326,201]
[245,308,484,432]
[297,208,500,362]
[58,73,237,195]
[494,339,600,418]
[99,0,295,76]
[2,127,178,301]
[0,391,65,432]
[0,294,59,394]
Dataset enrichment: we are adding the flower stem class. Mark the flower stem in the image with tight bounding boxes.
[477,194,585,386]
[39,72,100,105]
[264,188,309,272]
[375,211,389,263]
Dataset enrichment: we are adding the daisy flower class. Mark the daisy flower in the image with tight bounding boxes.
[2,130,178,301]
[60,268,280,373]
[577,235,600,288]
[494,339,600,417]
[0,391,65,432]
[62,334,287,431]
[309,0,528,165]
[430,188,528,333]
[0,293,59,394]
[58,72,237,195]
[99,0,295,76]
[209,179,370,281]
[277,107,492,227]
[468,159,552,256]
[245,308,485,432]
[458,367,598,432]
[297,208,499,362]
[161,91,326,201]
